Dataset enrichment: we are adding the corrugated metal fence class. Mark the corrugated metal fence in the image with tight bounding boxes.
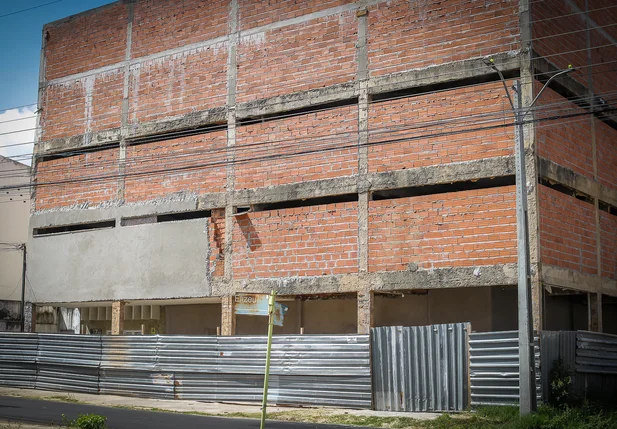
[541,330,617,403]
[372,323,469,412]
[0,333,371,409]
[469,331,542,406]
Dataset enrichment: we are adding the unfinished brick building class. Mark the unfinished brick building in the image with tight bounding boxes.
[27,0,617,335]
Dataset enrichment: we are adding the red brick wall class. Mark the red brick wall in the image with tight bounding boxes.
[128,47,227,124]
[596,119,617,191]
[368,82,513,173]
[209,208,226,277]
[44,3,127,80]
[600,211,617,280]
[589,0,617,97]
[41,73,123,141]
[35,148,119,210]
[535,85,594,179]
[131,0,228,58]
[235,105,358,190]
[368,187,517,272]
[533,0,617,95]
[539,185,597,275]
[236,12,357,103]
[41,83,86,141]
[232,202,358,278]
[532,0,588,88]
[124,130,227,203]
[238,0,353,29]
[368,0,519,77]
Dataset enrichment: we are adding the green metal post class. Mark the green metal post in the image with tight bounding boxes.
[260,290,276,429]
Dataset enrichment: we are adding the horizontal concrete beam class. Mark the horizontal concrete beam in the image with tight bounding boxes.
[542,265,617,298]
[212,264,518,296]
[37,51,524,156]
[32,156,514,223]
[37,129,121,155]
[538,157,617,207]
[369,51,520,95]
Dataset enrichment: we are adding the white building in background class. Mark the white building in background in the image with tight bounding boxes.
[0,156,30,331]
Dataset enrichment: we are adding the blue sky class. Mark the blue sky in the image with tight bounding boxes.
[0,0,113,163]
[0,0,114,111]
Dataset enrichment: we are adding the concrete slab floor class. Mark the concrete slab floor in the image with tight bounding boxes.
[0,387,441,421]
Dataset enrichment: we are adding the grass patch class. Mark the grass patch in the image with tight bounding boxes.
[105,404,617,428]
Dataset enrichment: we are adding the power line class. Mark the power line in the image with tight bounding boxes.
[0,0,64,20]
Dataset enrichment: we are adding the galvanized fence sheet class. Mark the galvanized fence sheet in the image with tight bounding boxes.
[0,333,371,408]
[372,323,469,412]
[36,334,101,394]
[100,336,173,398]
[469,330,541,406]
[574,331,617,402]
[0,333,38,389]
[168,334,372,408]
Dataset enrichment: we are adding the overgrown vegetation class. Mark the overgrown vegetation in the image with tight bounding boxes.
[62,413,106,429]
[549,359,574,406]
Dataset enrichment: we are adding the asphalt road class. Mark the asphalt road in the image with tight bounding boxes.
[0,395,376,429]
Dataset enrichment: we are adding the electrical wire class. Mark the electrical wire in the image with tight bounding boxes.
[0,0,64,19]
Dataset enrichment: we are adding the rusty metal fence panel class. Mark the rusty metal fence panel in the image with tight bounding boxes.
[36,334,101,394]
[469,331,541,406]
[0,333,38,389]
[372,323,469,412]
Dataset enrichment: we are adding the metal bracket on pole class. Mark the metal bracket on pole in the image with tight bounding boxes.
[483,58,573,415]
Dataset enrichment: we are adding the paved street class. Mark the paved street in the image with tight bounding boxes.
[0,395,376,429]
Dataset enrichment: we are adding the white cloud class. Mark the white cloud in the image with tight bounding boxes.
[0,106,37,166]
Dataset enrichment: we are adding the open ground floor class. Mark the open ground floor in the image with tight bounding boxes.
[22,285,617,336]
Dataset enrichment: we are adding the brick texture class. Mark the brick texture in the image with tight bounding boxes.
[232,202,358,278]
[124,130,227,203]
[368,0,519,77]
[600,210,617,280]
[238,0,354,30]
[236,12,357,103]
[539,185,597,275]
[131,0,228,58]
[589,0,617,97]
[41,72,124,141]
[129,47,227,124]
[368,82,513,173]
[596,119,617,191]
[368,187,517,272]
[209,208,226,277]
[535,85,594,179]
[235,105,358,190]
[532,0,588,88]
[35,148,119,210]
[44,3,127,80]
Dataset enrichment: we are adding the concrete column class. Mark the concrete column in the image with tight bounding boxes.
[221,295,236,336]
[584,2,604,319]
[25,303,36,333]
[357,291,374,334]
[118,0,135,205]
[356,3,370,274]
[519,0,542,331]
[224,0,239,281]
[111,301,126,335]
[588,292,603,332]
